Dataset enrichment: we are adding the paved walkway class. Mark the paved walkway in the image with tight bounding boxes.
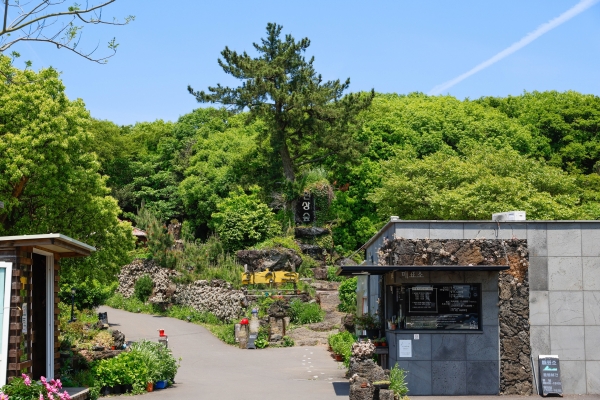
[98,306,349,399]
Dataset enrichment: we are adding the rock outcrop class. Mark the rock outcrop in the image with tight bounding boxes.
[235,248,302,273]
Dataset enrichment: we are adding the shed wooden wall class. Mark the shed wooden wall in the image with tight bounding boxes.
[0,247,60,380]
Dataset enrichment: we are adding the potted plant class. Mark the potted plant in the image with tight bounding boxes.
[355,313,380,339]
[380,337,387,347]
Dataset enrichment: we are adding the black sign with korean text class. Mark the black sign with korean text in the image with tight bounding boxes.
[538,355,562,396]
[295,192,314,224]
[404,284,480,330]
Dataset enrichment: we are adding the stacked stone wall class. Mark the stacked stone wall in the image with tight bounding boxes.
[117,259,247,322]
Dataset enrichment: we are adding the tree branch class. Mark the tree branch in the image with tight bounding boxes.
[0,0,132,62]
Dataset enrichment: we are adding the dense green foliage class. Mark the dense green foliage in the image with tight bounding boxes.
[58,279,116,310]
[92,340,179,391]
[0,55,134,284]
[338,277,357,313]
[288,299,325,324]
[211,186,280,252]
[134,275,154,302]
[328,331,356,367]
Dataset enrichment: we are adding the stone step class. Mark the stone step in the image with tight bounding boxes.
[310,280,341,291]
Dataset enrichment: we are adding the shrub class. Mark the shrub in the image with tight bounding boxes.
[389,363,409,398]
[282,335,295,347]
[328,331,356,367]
[59,279,116,310]
[338,277,357,313]
[288,299,324,324]
[327,266,345,282]
[134,275,154,302]
[211,186,280,252]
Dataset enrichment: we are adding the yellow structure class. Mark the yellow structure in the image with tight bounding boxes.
[241,269,299,285]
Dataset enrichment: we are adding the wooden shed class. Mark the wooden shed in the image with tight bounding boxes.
[0,234,95,385]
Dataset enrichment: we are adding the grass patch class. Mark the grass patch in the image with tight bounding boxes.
[288,299,324,324]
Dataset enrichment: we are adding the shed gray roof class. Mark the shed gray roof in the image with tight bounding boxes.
[0,233,95,257]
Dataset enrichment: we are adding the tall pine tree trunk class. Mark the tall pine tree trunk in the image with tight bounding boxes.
[280,144,296,183]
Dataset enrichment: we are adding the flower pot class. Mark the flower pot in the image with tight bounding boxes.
[334,354,343,362]
[100,386,112,396]
[146,382,154,392]
[155,380,168,389]
[390,324,397,330]
[123,384,133,393]
[112,385,122,394]
[111,346,116,350]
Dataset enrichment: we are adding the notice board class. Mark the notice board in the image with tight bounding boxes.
[404,284,481,330]
[538,355,563,396]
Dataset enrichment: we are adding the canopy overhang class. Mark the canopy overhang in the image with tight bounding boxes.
[0,233,96,257]
[336,264,510,276]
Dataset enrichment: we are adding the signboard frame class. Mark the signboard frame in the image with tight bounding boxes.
[538,355,563,397]
[402,283,482,330]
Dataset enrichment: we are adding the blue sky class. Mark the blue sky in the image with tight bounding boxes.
[9,0,600,126]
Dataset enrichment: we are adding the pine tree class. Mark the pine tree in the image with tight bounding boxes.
[188,23,374,184]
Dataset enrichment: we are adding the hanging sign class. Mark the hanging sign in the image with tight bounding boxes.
[295,192,314,224]
[21,303,27,334]
[538,355,562,396]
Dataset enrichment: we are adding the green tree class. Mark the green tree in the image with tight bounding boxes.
[211,186,279,252]
[188,23,374,184]
[477,91,600,173]
[0,55,134,283]
[370,146,598,220]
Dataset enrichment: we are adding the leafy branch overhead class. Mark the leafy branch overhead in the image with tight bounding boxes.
[0,0,134,63]
[188,22,374,183]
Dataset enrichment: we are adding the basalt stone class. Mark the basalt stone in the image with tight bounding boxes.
[314,266,328,280]
[268,300,289,318]
[294,227,330,238]
[236,248,302,273]
[349,377,374,400]
[378,389,395,400]
[112,330,125,348]
[346,359,387,382]
[340,314,355,332]
[299,243,326,261]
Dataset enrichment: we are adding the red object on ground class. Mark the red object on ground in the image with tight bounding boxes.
[158,329,166,337]
[240,318,249,325]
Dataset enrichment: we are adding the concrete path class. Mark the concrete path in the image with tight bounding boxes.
[98,306,349,399]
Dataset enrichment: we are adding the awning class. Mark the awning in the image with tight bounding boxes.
[336,264,509,276]
[0,233,96,257]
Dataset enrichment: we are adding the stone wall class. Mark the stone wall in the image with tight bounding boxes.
[117,259,247,322]
[173,280,247,322]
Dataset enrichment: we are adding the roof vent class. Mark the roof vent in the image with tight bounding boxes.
[492,211,526,221]
[390,216,400,221]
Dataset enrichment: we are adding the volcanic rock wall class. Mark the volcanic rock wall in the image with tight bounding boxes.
[117,259,247,322]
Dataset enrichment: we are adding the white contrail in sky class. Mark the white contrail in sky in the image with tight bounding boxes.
[429,0,600,95]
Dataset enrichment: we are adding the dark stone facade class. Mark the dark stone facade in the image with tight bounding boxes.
[379,238,532,395]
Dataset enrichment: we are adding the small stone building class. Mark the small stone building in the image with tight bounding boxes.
[0,234,95,385]
[338,218,600,395]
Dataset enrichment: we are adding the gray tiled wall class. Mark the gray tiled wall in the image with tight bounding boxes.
[368,220,600,395]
